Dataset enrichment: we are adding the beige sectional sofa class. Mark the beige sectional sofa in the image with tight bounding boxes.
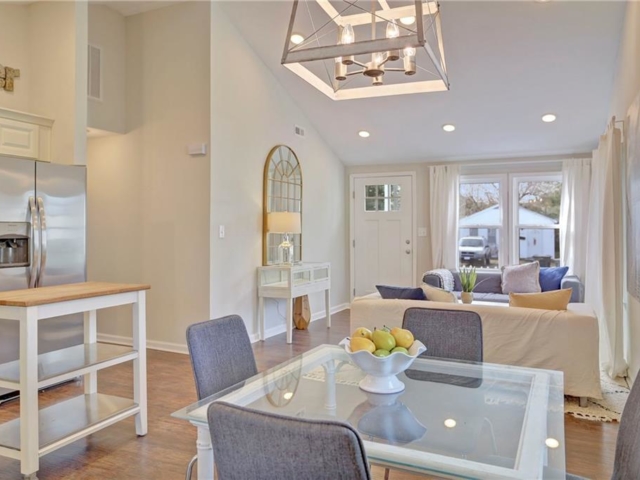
[350,294,601,399]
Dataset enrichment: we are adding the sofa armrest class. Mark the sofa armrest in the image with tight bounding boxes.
[562,275,584,303]
[422,272,444,289]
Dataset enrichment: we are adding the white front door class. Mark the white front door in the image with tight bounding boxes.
[353,175,414,297]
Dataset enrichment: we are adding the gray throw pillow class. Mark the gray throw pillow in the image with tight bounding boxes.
[501,262,541,294]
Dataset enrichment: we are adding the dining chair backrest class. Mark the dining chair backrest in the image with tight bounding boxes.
[402,307,483,363]
[612,374,640,479]
[207,402,372,480]
[186,315,258,400]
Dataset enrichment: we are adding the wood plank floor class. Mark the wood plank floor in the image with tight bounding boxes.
[0,310,618,479]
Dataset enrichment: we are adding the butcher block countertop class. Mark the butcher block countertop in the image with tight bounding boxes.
[0,282,151,307]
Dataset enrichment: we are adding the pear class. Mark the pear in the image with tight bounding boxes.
[352,327,373,341]
[350,336,376,353]
[390,327,414,349]
[372,328,396,351]
[373,349,390,358]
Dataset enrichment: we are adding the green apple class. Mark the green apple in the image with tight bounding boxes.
[373,349,390,358]
[372,328,396,351]
[391,346,409,355]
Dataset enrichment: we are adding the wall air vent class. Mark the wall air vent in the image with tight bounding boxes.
[87,44,102,101]
[295,125,305,138]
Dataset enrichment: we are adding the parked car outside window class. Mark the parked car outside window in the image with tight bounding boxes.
[459,236,492,267]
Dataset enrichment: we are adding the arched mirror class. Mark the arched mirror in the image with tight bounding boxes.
[263,145,303,265]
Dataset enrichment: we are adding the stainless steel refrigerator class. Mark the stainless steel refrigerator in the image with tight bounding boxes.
[0,155,86,403]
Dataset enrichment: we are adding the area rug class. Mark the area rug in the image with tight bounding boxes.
[565,371,630,422]
[304,365,631,422]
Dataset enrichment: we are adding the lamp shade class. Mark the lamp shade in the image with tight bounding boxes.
[267,212,301,234]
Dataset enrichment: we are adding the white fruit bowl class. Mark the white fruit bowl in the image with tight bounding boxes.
[339,338,427,394]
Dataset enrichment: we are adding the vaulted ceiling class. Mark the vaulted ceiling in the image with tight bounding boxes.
[219,1,626,165]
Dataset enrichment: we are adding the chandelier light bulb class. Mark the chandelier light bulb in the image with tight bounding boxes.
[373,52,384,65]
[400,16,416,25]
[290,33,305,45]
[403,47,416,58]
[386,20,400,39]
[341,24,355,44]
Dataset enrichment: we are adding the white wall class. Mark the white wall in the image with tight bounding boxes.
[0,4,30,112]
[28,1,87,165]
[609,2,640,384]
[88,4,126,134]
[88,2,211,351]
[209,3,349,339]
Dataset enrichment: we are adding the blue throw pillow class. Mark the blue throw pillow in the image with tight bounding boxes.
[539,266,569,292]
[376,285,427,300]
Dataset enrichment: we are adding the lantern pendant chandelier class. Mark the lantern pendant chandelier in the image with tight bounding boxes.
[281,0,449,101]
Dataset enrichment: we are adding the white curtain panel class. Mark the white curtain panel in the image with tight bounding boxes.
[585,123,627,378]
[429,165,460,269]
[560,158,591,279]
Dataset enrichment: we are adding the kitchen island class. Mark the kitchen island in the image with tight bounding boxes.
[0,282,150,479]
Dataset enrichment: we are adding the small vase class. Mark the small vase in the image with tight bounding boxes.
[461,292,473,304]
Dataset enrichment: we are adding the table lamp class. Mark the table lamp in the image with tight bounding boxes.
[267,212,301,265]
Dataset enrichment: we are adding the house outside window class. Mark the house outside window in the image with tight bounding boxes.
[458,173,562,269]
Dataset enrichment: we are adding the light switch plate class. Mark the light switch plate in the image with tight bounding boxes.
[418,227,427,237]
[219,225,225,239]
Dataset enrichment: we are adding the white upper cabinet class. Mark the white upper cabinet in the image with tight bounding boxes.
[0,107,53,161]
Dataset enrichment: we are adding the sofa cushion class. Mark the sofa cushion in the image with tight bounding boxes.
[501,262,541,294]
[509,289,572,310]
[421,284,457,303]
[473,272,503,294]
[376,285,426,300]
[539,266,569,292]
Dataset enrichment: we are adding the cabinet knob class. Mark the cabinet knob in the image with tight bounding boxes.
[405,249,411,254]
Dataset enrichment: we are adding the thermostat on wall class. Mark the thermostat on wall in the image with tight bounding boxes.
[188,143,207,156]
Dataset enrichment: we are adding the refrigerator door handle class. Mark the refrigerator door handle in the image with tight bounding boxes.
[28,196,40,288]
[37,197,47,288]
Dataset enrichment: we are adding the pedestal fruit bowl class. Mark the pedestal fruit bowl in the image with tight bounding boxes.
[339,333,426,394]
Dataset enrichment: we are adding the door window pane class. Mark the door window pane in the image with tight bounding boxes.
[518,228,560,267]
[458,228,500,269]
[364,184,402,212]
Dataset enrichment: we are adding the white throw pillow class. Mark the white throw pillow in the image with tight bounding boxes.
[421,284,458,303]
[501,261,541,294]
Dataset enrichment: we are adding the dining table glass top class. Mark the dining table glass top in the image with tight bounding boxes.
[172,345,565,479]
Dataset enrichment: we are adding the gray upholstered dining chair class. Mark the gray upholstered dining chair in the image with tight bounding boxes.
[207,401,372,480]
[402,307,483,362]
[185,315,258,480]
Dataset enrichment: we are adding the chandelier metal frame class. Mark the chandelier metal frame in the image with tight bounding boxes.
[281,0,449,101]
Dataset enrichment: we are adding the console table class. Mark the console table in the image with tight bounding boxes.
[0,282,149,479]
[257,263,331,343]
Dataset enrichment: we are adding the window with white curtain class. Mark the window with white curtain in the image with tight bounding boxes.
[458,173,562,269]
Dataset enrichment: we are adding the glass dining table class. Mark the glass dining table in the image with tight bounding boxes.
[172,345,565,480]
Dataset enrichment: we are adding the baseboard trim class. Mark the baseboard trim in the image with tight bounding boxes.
[97,333,189,355]
[250,303,350,343]
[98,303,350,352]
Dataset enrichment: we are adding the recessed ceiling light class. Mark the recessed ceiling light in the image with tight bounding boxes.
[290,33,305,45]
[545,438,560,449]
[358,130,370,138]
[400,16,415,25]
[542,113,557,123]
[444,418,457,428]
[442,124,456,132]
[283,391,293,400]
